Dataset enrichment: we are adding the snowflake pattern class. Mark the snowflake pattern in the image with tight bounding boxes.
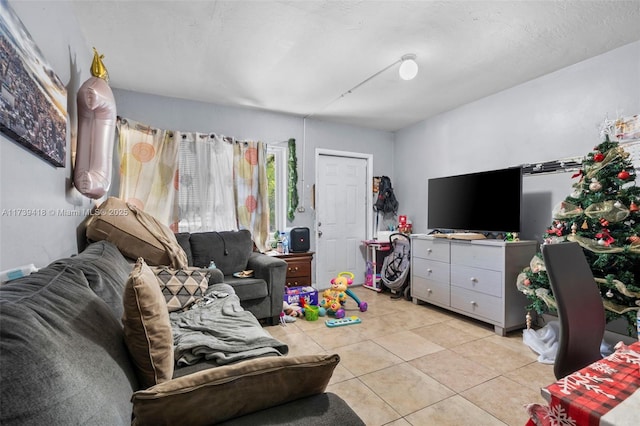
[544,404,577,426]
[608,347,640,366]
[590,362,617,375]
[560,372,615,399]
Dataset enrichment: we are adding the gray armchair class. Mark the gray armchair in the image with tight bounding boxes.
[176,230,287,325]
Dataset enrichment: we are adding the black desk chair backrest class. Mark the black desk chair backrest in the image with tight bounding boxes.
[541,242,606,380]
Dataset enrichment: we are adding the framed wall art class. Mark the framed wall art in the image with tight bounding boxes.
[0,0,67,167]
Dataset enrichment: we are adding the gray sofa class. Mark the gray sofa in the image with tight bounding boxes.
[175,230,286,325]
[0,241,365,425]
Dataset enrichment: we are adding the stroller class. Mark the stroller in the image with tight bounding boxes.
[380,233,411,300]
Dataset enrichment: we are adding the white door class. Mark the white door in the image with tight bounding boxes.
[315,152,370,290]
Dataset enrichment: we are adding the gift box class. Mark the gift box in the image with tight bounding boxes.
[284,286,318,306]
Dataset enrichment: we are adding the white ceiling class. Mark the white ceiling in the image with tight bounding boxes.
[69,0,640,132]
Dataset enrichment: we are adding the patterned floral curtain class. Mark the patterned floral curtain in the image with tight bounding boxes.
[234,140,270,252]
[118,118,270,250]
[177,132,236,232]
[117,118,179,228]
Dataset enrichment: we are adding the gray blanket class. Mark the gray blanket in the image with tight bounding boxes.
[170,283,288,366]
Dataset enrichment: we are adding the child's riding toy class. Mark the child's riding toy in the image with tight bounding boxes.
[319,271,368,319]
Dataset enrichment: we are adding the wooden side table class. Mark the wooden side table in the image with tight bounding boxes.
[274,252,314,287]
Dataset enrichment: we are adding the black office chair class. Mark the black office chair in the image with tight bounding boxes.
[542,242,606,379]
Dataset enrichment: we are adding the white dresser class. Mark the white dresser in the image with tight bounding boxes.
[410,235,537,335]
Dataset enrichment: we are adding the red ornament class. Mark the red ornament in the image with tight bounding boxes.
[630,202,639,212]
[618,170,630,180]
[523,278,531,287]
[593,153,605,162]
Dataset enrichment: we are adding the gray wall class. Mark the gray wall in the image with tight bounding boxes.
[0,1,94,271]
[113,88,395,248]
[394,40,640,239]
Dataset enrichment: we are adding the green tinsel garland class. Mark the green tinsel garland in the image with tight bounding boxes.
[287,138,299,221]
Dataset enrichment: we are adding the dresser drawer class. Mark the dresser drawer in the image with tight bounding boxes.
[413,257,449,283]
[285,261,311,278]
[275,252,314,287]
[450,287,501,323]
[450,265,502,297]
[411,276,450,306]
[451,242,503,270]
[412,238,450,262]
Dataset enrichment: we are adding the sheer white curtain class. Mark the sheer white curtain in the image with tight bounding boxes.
[177,132,237,232]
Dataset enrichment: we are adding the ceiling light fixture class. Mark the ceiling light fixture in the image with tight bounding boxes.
[399,54,418,80]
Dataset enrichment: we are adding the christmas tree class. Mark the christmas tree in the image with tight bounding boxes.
[517,136,640,336]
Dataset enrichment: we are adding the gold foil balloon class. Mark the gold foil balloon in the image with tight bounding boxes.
[90,47,109,81]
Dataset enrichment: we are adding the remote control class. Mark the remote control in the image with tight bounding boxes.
[325,316,361,327]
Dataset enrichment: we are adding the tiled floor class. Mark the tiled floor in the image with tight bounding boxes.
[264,285,555,426]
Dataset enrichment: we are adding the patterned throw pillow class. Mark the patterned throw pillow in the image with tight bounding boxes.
[151,267,210,312]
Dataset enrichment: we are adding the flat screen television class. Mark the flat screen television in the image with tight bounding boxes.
[427,167,523,234]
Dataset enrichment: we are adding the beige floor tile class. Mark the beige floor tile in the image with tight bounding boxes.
[410,321,483,348]
[334,340,404,376]
[359,363,455,416]
[461,376,543,426]
[328,363,355,385]
[404,395,507,426]
[327,378,401,426]
[305,322,368,350]
[409,349,499,392]
[503,361,556,393]
[443,316,496,338]
[277,330,327,357]
[383,419,412,426]
[484,332,540,361]
[263,284,552,425]
[450,337,534,374]
[373,330,445,361]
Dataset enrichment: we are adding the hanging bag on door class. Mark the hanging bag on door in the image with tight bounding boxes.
[374,176,398,214]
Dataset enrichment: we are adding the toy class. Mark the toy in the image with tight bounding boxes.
[319,271,368,319]
[282,300,302,317]
[326,316,362,327]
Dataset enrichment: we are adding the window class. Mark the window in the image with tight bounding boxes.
[266,144,287,242]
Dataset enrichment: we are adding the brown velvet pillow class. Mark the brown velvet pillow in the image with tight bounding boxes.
[150,266,209,312]
[122,258,174,389]
[131,353,340,425]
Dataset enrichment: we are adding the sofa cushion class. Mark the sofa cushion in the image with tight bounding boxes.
[131,353,340,426]
[50,240,132,320]
[122,258,174,388]
[151,266,210,312]
[0,265,138,425]
[222,276,268,301]
[189,230,253,275]
[87,196,188,268]
[174,232,193,265]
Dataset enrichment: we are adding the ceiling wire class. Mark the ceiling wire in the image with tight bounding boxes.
[296,56,405,214]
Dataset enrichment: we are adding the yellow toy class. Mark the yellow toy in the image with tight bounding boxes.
[319,272,368,319]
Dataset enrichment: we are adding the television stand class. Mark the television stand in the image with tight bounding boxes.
[432,232,486,240]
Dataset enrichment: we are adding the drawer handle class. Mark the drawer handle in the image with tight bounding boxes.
[470,277,478,283]
[470,301,477,306]
[427,268,433,273]
[427,248,432,254]
[427,288,432,293]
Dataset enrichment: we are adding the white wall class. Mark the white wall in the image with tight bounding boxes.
[394,41,640,238]
[0,1,94,271]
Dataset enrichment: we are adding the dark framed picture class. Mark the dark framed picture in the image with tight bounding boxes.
[0,0,67,167]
